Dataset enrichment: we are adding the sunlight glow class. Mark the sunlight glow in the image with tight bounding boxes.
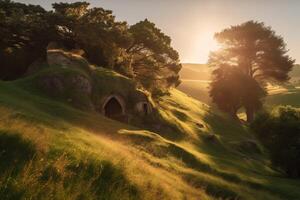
[188,29,220,64]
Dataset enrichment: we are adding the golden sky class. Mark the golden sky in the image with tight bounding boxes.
[16,0,300,64]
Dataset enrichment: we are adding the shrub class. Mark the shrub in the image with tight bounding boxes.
[251,106,300,178]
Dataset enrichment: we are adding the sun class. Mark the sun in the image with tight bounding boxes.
[191,29,220,63]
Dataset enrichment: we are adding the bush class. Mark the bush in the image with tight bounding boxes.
[251,106,300,178]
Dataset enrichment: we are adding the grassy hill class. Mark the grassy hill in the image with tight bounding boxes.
[1,65,300,199]
[178,64,211,104]
[179,63,300,108]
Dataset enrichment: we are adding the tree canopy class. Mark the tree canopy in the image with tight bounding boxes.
[0,0,51,80]
[0,0,181,95]
[209,21,294,121]
[127,19,181,93]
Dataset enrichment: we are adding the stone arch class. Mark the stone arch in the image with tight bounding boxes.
[135,101,152,115]
[101,95,126,118]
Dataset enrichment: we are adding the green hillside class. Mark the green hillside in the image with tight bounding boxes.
[179,63,300,107]
[1,65,300,200]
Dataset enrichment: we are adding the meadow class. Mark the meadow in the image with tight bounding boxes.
[1,67,300,199]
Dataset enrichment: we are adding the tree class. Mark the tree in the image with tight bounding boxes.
[251,106,300,178]
[0,0,52,80]
[52,2,131,68]
[0,1,181,96]
[209,21,294,122]
[127,19,181,93]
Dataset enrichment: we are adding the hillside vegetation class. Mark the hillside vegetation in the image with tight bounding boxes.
[1,1,300,199]
[1,66,300,200]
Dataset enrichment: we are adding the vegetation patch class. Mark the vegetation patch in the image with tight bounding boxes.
[0,130,37,175]
[251,106,300,178]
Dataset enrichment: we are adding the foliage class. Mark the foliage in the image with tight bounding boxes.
[209,21,294,121]
[128,19,182,92]
[210,65,266,119]
[0,0,54,80]
[0,1,181,95]
[251,106,300,178]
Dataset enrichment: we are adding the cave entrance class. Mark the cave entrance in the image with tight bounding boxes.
[104,97,124,119]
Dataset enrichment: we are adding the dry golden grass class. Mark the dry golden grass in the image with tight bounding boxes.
[0,72,300,200]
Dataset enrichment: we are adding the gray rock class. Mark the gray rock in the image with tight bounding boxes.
[40,75,64,96]
[69,75,92,95]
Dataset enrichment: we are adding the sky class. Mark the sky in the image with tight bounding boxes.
[15,0,300,64]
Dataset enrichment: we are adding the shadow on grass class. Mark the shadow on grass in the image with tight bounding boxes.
[0,130,36,175]
[0,130,140,200]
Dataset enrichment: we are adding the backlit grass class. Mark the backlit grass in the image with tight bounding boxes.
[0,74,300,199]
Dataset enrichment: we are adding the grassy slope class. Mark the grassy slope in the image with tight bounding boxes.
[178,64,211,104]
[0,69,300,199]
[179,64,300,108]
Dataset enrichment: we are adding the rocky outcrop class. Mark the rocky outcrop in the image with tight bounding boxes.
[40,74,65,96]
[37,43,153,119]
[69,75,92,95]
[47,42,90,73]
[39,74,94,110]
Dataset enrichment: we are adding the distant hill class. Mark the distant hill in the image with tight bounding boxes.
[180,63,300,81]
[290,64,300,82]
[178,63,211,103]
[180,63,210,80]
[179,63,300,105]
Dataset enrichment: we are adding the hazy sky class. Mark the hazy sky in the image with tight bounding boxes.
[15,0,300,63]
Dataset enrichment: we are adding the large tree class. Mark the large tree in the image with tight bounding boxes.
[0,1,182,96]
[52,2,131,68]
[127,19,182,93]
[0,0,52,80]
[209,21,294,122]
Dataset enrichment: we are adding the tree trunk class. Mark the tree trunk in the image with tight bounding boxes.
[246,107,254,123]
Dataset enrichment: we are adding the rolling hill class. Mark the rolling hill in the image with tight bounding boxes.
[179,63,300,108]
[1,55,300,199]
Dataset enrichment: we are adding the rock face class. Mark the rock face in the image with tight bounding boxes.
[39,74,93,110]
[38,43,153,119]
[40,75,65,96]
[47,42,90,72]
[47,50,71,67]
[69,75,92,96]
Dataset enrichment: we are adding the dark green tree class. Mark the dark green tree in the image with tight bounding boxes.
[52,2,131,68]
[0,1,182,96]
[251,106,300,178]
[0,0,52,80]
[209,21,294,121]
[127,19,181,93]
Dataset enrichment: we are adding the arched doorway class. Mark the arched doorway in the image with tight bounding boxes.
[102,95,126,120]
[104,97,122,118]
[135,101,152,116]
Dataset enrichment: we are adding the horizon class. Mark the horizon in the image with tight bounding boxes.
[15,0,300,64]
